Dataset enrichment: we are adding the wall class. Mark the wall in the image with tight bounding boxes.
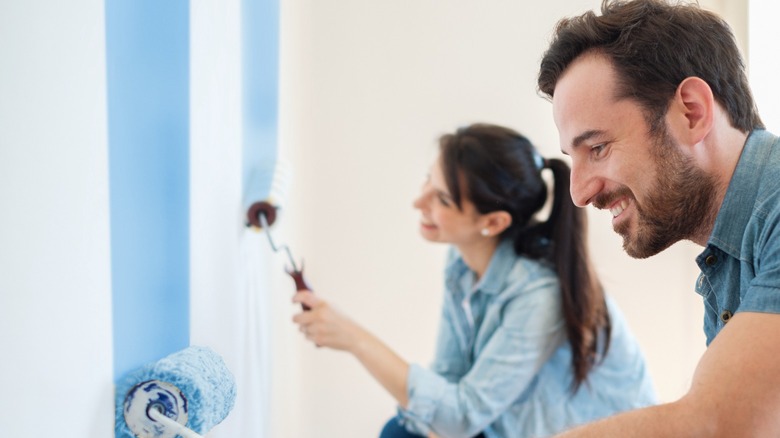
[0,1,277,436]
[189,0,278,436]
[0,0,114,436]
[749,0,780,134]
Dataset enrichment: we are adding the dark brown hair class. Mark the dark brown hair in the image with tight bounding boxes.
[439,123,610,391]
[538,0,763,133]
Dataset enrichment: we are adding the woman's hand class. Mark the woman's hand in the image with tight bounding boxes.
[292,291,366,352]
[292,290,411,407]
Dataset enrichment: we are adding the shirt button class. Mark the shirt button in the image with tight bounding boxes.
[705,255,718,266]
[720,310,733,323]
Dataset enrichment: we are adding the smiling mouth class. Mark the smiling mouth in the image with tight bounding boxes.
[609,199,630,218]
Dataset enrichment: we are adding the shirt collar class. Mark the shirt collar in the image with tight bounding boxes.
[708,129,776,258]
[446,239,515,296]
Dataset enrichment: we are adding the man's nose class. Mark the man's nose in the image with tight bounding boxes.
[569,161,602,208]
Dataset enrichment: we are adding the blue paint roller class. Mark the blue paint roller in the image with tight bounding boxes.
[115,346,237,438]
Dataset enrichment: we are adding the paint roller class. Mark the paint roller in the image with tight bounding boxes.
[245,158,312,309]
[115,345,237,438]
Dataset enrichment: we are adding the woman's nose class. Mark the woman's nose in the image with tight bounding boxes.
[413,186,431,210]
[412,192,425,210]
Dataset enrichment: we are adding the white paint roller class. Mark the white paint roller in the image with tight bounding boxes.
[244,158,313,308]
[245,157,292,231]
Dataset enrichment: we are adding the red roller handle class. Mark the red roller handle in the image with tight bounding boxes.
[288,267,312,311]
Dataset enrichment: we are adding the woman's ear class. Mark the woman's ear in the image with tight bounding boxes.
[668,76,714,146]
[481,211,512,236]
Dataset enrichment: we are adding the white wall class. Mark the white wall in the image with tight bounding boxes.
[272,1,744,437]
[749,0,780,134]
[0,1,114,436]
[189,1,278,436]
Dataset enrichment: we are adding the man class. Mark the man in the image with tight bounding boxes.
[537,0,780,436]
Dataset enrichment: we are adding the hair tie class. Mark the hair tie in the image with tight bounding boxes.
[533,152,545,171]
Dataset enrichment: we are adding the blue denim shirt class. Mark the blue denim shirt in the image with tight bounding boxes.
[695,129,780,344]
[398,240,657,438]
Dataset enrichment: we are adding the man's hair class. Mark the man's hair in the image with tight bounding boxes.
[538,0,763,133]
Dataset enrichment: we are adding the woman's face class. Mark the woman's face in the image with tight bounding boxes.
[412,155,484,246]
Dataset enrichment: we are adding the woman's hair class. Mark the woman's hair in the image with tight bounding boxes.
[439,123,610,391]
[538,0,763,134]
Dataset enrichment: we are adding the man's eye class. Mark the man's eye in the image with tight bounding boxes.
[591,143,607,157]
[437,195,450,206]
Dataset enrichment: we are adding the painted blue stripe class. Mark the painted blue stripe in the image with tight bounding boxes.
[242,0,280,211]
[106,0,190,381]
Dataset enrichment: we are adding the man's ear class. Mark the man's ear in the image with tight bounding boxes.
[668,76,714,145]
[481,211,512,236]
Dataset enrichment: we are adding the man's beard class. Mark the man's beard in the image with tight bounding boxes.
[597,126,718,259]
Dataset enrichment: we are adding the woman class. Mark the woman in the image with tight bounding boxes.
[292,124,656,438]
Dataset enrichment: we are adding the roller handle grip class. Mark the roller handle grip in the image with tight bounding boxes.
[288,268,312,311]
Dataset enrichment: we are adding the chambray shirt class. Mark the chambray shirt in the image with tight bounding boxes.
[695,129,780,344]
[397,240,657,438]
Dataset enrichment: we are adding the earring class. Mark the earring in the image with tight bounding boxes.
[481,228,490,237]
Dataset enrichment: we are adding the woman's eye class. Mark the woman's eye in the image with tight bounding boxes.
[437,194,451,206]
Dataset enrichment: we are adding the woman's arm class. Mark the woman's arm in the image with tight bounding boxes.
[292,275,560,438]
[292,291,410,407]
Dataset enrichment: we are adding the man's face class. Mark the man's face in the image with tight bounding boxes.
[551,53,716,258]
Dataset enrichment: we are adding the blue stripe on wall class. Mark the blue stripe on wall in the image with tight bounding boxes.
[106,0,190,381]
[242,0,280,211]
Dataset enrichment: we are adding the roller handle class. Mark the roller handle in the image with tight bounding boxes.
[288,267,312,311]
[250,202,312,311]
[148,407,204,438]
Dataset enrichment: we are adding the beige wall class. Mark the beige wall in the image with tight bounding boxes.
[271,1,748,436]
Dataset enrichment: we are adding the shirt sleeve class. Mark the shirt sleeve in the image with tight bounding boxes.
[427,247,471,383]
[428,301,466,383]
[398,272,563,438]
[741,209,780,313]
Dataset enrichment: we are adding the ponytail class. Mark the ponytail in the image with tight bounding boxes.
[543,158,611,392]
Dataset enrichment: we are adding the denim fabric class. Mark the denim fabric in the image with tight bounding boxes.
[380,416,486,438]
[396,240,657,438]
[380,416,426,438]
[695,129,780,344]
